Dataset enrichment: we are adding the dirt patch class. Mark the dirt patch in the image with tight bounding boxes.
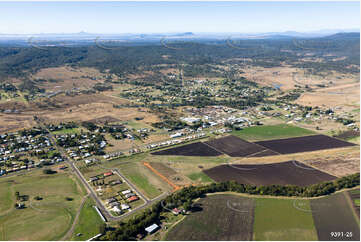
[335,130,360,140]
[205,135,278,157]
[255,135,356,154]
[151,142,222,157]
[203,160,336,186]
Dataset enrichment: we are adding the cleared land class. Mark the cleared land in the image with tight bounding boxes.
[165,194,255,241]
[231,124,315,141]
[205,135,278,157]
[310,192,360,241]
[116,162,168,199]
[151,142,222,157]
[253,198,318,241]
[255,135,356,154]
[203,160,336,186]
[147,162,192,187]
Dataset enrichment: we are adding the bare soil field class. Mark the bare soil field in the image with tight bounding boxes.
[203,160,336,186]
[165,194,255,241]
[205,135,279,157]
[151,142,222,157]
[255,135,356,154]
[310,192,360,241]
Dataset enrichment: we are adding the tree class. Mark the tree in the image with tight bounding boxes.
[43,168,56,174]
[183,200,192,212]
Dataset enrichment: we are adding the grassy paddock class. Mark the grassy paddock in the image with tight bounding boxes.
[116,162,165,199]
[231,124,315,141]
[253,198,318,241]
[71,197,104,241]
[0,170,84,241]
[187,172,214,183]
[0,181,13,213]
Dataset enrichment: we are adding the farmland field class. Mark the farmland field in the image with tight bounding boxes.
[231,124,315,141]
[205,135,278,157]
[348,189,360,216]
[151,142,222,156]
[165,194,255,241]
[253,198,318,240]
[203,160,336,186]
[0,169,85,241]
[310,192,360,241]
[256,135,356,154]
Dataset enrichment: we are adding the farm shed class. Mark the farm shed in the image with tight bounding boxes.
[145,224,159,234]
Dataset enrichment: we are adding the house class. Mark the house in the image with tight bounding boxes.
[89,177,99,182]
[106,198,117,204]
[58,165,67,170]
[121,204,130,210]
[127,196,139,202]
[145,224,159,234]
[125,193,136,198]
[110,180,122,186]
[172,208,181,215]
[121,189,131,195]
[111,206,122,213]
[104,172,113,177]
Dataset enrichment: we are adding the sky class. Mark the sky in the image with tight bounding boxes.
[0,1,359,34]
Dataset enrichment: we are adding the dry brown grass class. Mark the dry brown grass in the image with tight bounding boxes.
[31,66,105,92]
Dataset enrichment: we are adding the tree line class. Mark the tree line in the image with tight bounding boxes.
[101,172,359,240]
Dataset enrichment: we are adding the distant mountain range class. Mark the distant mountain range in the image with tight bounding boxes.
[0,30,359,45]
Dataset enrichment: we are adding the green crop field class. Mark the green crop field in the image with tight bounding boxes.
[253,198,318,241]
[231,124,315,141]
[71,197,104,241]
[187,172,214,183]
[0,169,85,241]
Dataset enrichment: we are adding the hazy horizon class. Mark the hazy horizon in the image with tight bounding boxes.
[0,1,359,35]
